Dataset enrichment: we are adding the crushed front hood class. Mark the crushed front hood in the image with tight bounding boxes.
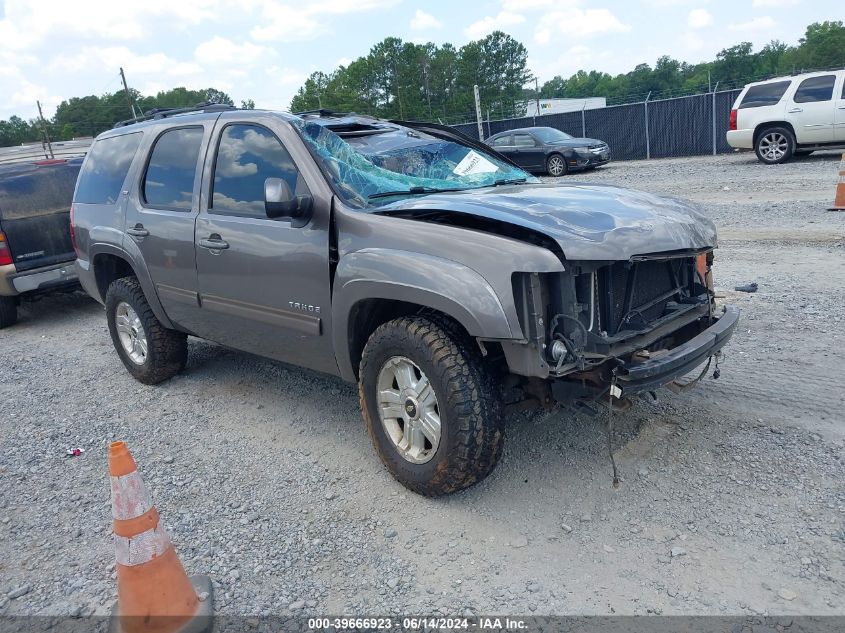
[376,182,717,261]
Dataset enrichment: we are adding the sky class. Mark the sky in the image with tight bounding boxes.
[0,0,840,121]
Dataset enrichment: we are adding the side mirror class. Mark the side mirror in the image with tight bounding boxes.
[264,177,313,227]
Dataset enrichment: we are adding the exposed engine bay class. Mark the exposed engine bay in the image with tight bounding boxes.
[502,248,738,410]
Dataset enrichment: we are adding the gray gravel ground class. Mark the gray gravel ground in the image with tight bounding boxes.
[1,150,844,618]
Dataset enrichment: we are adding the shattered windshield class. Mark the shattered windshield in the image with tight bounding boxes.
[290,118,535,207]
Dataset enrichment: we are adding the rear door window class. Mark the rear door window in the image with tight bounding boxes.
[793,75,836,103]
[142,127,204,210]
[739,81,791,109]
[513,134,537,147]
[74,132,143,205]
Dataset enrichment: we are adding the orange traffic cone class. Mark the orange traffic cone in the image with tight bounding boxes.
[108,441,212,633]
[831,152,845,211]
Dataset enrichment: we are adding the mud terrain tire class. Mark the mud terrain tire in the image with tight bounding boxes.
[105,277,187,385]
[359,316,504,496]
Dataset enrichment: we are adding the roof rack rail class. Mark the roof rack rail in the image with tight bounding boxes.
[113,102,236,128]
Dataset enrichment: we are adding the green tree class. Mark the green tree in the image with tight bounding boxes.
[794,21,845,70]
[47,86,245,140]
[288,31,532,122]
[713,42,757,87]
[0,116,40,146]
[290,71,331,112]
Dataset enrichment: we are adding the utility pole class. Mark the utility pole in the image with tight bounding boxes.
[423,62,432,119]
[581,101,587,138]
[36,101,54,159]
[644,91,652,160]
[120,67,138,121]
[535,77,540,118]
[473,85,484,140]
[712,81,720,156]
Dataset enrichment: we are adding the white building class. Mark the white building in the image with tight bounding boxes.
[523,97,607,117]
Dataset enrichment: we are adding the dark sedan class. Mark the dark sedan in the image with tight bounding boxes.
[485,126,610,176]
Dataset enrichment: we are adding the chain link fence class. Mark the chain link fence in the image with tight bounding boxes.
[452,89,744,162]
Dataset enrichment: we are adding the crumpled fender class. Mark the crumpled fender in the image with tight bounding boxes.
[332,248,512,381]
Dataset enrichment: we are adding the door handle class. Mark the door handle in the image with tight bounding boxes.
[788,107,803,113]
[198,235,229,251]
[126,224,149,238]
[838,105,845,109]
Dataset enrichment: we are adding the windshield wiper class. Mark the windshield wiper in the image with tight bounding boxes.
[491,177,527,186]
[368,186,468,200]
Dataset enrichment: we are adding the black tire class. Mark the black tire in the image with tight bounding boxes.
[546,153,568,177]
[755,126,795,164]
[359,316,504,496]
[0,295,17,329]
[105,276,187,385]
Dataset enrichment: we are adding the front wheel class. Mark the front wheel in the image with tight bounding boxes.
[359,316,504,496]
[546,153,568,177]
[755,127,794,164]
[105,277,187,385]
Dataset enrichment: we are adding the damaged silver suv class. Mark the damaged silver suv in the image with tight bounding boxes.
[71,105,739,496]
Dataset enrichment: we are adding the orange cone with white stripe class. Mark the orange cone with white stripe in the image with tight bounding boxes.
[109,441,212,633]
[831,153,845,211]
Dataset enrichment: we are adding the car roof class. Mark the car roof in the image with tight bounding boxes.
[490,126,560,138]
[95,106,398,141]
[0,140,91,167]
[744,69,844,88]
[97,107,265,139]
[0,156,84,177]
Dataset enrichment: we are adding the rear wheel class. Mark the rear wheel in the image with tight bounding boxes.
[105,277,187,385]
[755,127,794,164]
[546,153,568,177]
[0,295,17,329]
[359,316,504,496]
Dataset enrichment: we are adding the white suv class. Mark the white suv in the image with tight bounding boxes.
[727,70,845,164]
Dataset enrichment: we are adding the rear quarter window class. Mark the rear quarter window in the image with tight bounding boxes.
[74,132,143,205]
[738,81,791,109]
[0,160,82,221]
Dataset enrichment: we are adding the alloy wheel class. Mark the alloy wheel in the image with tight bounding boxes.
[376,356,441,464]
[114,301,147,365]
[547,155,565,176]
[759,132,788,162]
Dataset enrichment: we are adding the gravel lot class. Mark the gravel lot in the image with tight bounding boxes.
[1,150,844,619]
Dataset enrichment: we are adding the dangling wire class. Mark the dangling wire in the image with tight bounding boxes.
[607,371,620,488]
